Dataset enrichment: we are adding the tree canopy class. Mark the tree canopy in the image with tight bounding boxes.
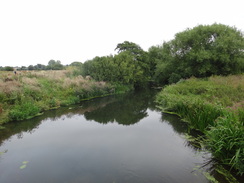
[152,23,244,84]
[47,60,64,70]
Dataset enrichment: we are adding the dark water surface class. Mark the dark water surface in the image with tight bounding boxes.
[0,90,231,183]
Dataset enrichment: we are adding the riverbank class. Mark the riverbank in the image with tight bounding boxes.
[0,70,133,125]
[156,75,244,175]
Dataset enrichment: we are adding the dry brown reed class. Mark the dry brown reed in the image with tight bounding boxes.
[33,70,69,80]
[0,80,22,95]
[21,77,39,86]
[62,75,86,88]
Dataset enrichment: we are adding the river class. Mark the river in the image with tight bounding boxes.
[0,90,241,183]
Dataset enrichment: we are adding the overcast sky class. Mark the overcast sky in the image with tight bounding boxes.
[0,0,243,67]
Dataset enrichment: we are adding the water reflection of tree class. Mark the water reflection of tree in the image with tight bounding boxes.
[84,89,158,125]
[0,117,42,146]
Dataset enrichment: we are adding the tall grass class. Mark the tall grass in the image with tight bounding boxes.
[0,70,132,124]
[156,75,244,174]
[206,113,244,173]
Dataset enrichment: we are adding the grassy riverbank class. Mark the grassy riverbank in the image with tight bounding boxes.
[156,75,244,175]
[0,70,132,125]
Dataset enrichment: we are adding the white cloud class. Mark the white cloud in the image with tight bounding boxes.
[0,0,243,66]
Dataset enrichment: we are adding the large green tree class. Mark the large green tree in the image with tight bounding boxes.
[155,23,244,84]
[115,41,150,82]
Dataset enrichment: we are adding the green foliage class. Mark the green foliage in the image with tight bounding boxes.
[9,101,40,121]
[156,75,244,174]
[156,88,224,131]
[27,64,47,71]
[69,62,84,76]
[70,61,83,67]
[83,55,114,81]
[28,65,34,70]
[153,23,244,84]
[115,41,150,83]
[83,51,148,87]
[46,60,64,70]
[115,41,144,55]
[2,66,14,71]
[206,114,244,174]
[34,64,47,70]
[82,41,151,87]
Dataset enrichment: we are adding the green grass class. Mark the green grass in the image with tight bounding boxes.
[156,75,244,175]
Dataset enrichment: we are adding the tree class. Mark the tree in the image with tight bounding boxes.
[47,60,64,70]
[155,23,244,84]
[28,65,34,70]
[115,41,150,84]
[113,51,145,85]
[148,45,164,80]
[20,66,27,70]
[82,52,147,86]
[3,66,14,71]
[35,64,46,70]
[70,62,83,67]
[115,41,144,55]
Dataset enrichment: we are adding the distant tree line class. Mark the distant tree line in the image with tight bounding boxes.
[1,24,243,87]
[0,60,65,71]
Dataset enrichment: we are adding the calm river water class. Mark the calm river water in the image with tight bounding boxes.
[0,90,240,183]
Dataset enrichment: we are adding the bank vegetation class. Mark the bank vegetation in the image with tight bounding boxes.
[0,69,131,124]
[156,75,244,174]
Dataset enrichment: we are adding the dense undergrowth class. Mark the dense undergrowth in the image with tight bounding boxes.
[0,70,132,124]
[156,75,244,175]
